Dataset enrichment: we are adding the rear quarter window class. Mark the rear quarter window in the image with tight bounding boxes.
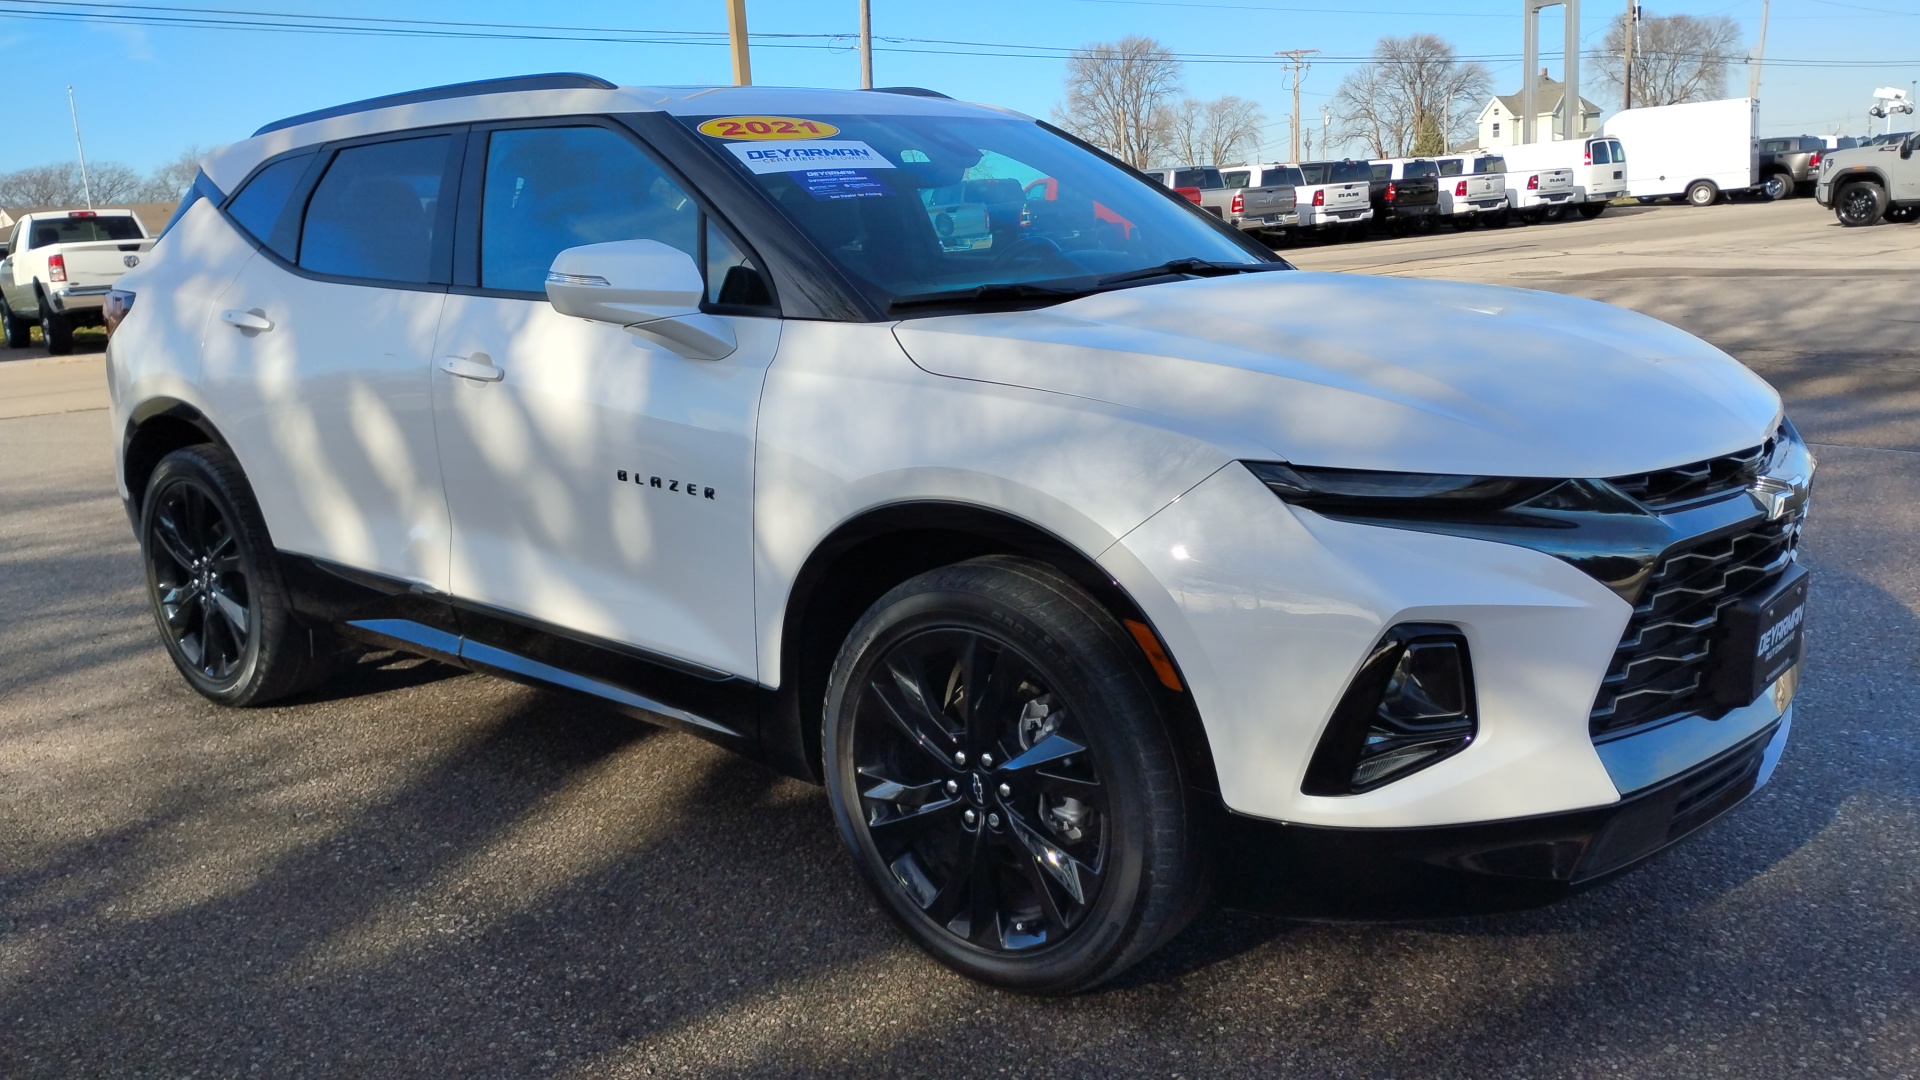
[224,153,314,259]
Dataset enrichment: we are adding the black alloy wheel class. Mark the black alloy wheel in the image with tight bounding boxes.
[1837,182,1887,227]
[140,444,337,705]
[849,627,1110,953]
[824,558,1202,993]
[147,478,252,685]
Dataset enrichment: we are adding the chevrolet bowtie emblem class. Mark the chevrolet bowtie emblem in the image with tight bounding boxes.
[1750,475,1807,520]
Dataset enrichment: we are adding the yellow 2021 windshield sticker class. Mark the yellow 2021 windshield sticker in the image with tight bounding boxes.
[698,116,841,140]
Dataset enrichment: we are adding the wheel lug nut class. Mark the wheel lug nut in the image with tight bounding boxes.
[980,753,994,768]
[953,751,967,766]
[998,783,1011,798]
[945,780,959,796]
[963,809,978,827]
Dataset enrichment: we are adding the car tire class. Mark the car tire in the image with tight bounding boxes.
[1836,181,1887,227]
[1762,173,1792,200]
[0,298,29,349]
[1577,203,1608,219]
[140,444,338,706]
[822,556,1204,994]
[1885,205,1917,223]
[39,308,74,355]
[1686,180,1719,207]
[1485,209,1512,228]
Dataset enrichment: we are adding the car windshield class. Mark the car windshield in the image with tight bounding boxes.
[28,215,144,247]
[687,113,1266,309]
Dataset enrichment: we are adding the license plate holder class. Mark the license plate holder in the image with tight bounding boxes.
[1708,562,1809,707]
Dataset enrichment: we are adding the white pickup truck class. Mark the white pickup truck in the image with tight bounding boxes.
[1291,160,1373,235]
[1504,165,1577,222]
[0,209,154,354]
[1434,154,1510,228]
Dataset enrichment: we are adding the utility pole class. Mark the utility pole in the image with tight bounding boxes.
[1322,104,1331,159]
[67,86,93,210]
[859,0,872,89]
[1274,49,1318,163]
[1622,0,1634,110]
[726,0,752,86]
[1746,0,1769,102]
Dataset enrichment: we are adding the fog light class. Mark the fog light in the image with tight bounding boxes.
[1303,626,1478,796]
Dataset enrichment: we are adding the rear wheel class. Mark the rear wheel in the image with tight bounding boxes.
[0,299,29,349]
[1762,173,1792,201]
[823,557,1202,994]
[140,444,337,706]
[1577,203,1608,219]
[1686,180,1719,207]
[1886,205,1918,223]
[39,308,73,355]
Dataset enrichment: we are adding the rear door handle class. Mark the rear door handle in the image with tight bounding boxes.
[441,354,504,382]
[220,309,273,332]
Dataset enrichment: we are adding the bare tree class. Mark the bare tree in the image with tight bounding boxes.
[1594,13,1743,107]
[1204,95,1266,166]
[86,163,148,205]
[142,146,207,201]
[1,148,209,212]
[0,163,86,209]
[1167,98,1207,167]
[1054,35,1184,168]
[1333,34,1490,159]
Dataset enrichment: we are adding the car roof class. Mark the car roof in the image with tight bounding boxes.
[201,77,1028,194]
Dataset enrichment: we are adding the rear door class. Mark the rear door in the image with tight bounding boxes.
[429,119,781,679]
[200,132,461,594]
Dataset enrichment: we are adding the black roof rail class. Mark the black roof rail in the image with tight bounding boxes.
[866,86,951,99]
[253,72,618,137]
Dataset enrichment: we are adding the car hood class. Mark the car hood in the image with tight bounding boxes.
[891,271,1781,478]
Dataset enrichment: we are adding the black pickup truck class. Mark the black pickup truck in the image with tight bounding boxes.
[1367,159,1442,232]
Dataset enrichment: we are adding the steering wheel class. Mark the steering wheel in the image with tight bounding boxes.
[989,234,1065,271]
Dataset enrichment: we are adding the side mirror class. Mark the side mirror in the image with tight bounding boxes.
[545,239,736,360]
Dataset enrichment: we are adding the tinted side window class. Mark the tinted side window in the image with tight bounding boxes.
[480,126,699,294]
[1371,164,1390,182]
[300,136,450,283]
[1330,161,1370,183]
[1261,167,1303,187]
[1173,168,1222,189]
[226,154,312,258]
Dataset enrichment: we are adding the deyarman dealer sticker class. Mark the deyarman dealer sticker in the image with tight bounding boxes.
[726,140,897,174]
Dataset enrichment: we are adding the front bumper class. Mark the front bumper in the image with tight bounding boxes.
[1210,712,1790,917]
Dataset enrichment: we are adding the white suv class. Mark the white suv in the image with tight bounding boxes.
[109,74,1814,993]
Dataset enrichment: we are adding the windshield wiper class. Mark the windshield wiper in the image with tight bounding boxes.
[887,281,1096,312]
[1093,259,1282,288]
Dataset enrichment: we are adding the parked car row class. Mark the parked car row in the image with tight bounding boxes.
[1150,143,1620,247]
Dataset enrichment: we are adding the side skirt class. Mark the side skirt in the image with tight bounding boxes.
[279,553,772,763]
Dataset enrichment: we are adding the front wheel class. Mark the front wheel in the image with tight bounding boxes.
[0,299,29,349]
[1577,203,1608,219]
[1686,180,1719,207]
[140,444,337,706]
[823,557,1202,993]
[1837,182,1888,226]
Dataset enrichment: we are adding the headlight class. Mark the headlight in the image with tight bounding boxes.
[1244,461,1558,514]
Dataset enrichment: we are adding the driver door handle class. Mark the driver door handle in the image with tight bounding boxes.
[220,309,273,332]
[441,354,504,382]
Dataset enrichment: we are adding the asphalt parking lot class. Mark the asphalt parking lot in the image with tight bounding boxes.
[2,198,1916,1078]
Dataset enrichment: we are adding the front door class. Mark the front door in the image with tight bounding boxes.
[430,122,780,680]
[201,133,460,592]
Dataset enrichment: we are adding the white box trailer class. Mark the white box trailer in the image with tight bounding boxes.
[1602,97,1758,206]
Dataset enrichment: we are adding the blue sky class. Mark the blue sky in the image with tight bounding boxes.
[0,0,1913,175]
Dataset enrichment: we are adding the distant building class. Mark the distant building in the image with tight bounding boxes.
[1475,70,1601,148]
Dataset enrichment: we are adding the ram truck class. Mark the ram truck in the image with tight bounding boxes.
[1219,164,1301,241]
[1365,159,1441,232]
[0,208,153,354]
[1150,166,1297,239]
[1434,154,1510,227]
[1293,159,1373,234]
[1504,165,1578,222]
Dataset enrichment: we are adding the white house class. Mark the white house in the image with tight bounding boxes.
[1475,71,1601,147]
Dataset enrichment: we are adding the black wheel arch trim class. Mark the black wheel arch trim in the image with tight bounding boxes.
[122,398,234,525]
[765,499,1219,792]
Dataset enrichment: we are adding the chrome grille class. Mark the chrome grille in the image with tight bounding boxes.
[1607,438,1773,508]
[1589,511,1802,740]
